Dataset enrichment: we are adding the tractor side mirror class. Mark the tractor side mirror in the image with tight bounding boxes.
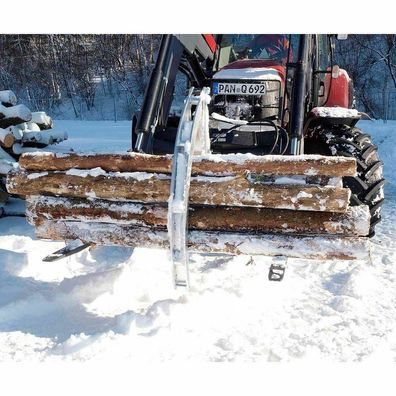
[337,34,348,40]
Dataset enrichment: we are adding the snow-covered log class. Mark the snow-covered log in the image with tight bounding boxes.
[0,90,17,106]
[31,112,53,130]
[20,130,67,146]
[0,104,31,128]
[7,170,351,212]
[37,130,67,145]
[0,146,16,162]
[11,143,41,156]
[0,128,15,148]
[9,125,24,140]
[0,93,61,155]
[26,122,41,132]
[26,196,370,236]
[21,131,42,143]
[35,219,369,260]
[0,146,16,175]
[0,161,15,175]
[18,152,357,177]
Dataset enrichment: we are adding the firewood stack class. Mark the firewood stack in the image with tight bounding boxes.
[0,90,68,156]
[0,89,68,205]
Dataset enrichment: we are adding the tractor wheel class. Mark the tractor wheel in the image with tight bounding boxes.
[306,125,385,237]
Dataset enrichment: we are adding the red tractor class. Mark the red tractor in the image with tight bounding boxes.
[8,35,384,286]
[133,34,384,236]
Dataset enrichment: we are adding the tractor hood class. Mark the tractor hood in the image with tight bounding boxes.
[213,60,285,81]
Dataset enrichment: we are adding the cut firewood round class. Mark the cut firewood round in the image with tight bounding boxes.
[0,128,15,148]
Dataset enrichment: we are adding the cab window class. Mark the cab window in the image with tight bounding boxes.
[215,34,293,69]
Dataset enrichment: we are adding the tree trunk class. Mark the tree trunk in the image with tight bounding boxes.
[35,219,369,260]
[8,170,351,212]
[27,196,370,236]
[18,152,357,177]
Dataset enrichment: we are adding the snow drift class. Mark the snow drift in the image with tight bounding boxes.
[0,119,395,362]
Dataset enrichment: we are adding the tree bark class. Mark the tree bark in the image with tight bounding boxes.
[18,152,357,177]
[35,219,369,260]
[27,196,370,236]
[8,170,351,212]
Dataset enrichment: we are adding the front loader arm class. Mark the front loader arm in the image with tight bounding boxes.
[134,34,217,153]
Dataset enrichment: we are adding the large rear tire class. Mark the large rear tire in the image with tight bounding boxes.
[306,125,385,237]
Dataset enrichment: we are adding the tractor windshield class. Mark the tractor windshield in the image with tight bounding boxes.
[215,34,295,69]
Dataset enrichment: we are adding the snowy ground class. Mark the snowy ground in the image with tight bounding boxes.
[0,120,395,362]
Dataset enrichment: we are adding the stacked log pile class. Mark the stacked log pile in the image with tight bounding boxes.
[0,89,68,204]
[0,139,17,206]
[0,89,67,157]
[7,151,370,259]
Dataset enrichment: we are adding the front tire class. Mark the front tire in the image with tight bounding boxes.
[306,125,385,237]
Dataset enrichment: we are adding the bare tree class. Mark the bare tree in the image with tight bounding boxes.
[335,34,396,118]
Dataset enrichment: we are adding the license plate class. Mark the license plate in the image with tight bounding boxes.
[212,82,266,95]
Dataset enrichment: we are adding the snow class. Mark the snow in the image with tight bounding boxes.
[296,191,313,199]
[0,103,31,121]
[0,90,17,106]
[311,107,360,118]
[26,122,41,132]
[33,120,133,153]
[192,175,235,183]
[22,130,68,145]
[65,168,168,181]
[196,152,352,166]
[66,167,107,178]
[0,147,17,175]
[272,176,307,185]
[0,159,17,175]
[0,119,395,362]
[210,112,249,125]
[31,111,52,127]
[10,125,23,140]
[27,172,49,180]
[11,143,42,155]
